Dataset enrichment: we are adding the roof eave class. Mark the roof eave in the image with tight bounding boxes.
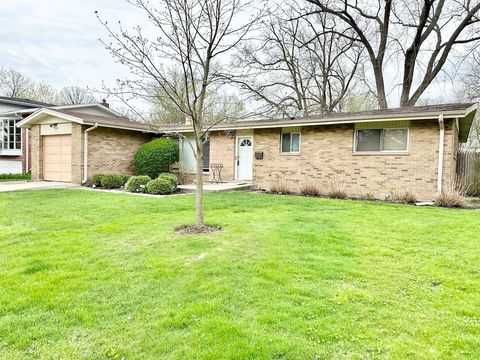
[17,108,84,128]
[157,108,476,133]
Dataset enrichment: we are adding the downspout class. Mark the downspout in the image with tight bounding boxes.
[25,129,30,173]
[437,114,445,194]
[82,123,98,184]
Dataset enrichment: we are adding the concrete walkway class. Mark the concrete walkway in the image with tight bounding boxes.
[0,181,79,192]
[178,182,254,193]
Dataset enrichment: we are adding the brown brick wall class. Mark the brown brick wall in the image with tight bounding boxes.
[251,120,456,200]
[207,131,236,181]
[30,124,152,183]
[85,126,152,181]
[21,128,31,173]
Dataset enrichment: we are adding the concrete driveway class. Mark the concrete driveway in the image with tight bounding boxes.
[0,181,79,192]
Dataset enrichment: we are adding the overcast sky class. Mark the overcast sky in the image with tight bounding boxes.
[0,0,459,110]
[0,0,142,95]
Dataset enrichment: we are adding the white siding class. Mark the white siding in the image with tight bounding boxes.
[0,160,22,174]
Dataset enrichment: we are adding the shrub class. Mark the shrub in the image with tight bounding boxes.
[158,173,178,191]
[92,173,106,187]
[135,138,179,179]
[326,176,349,199]
[270,182,291,194]
[170,161,192,185]
[125,175,151,193]
[300,183,321,197]
[0,173,31,180]
[435,191,466,208]
[147,177,175,195]
[100,174,128,189]
[435,179,467,208]
[392,190,417,204]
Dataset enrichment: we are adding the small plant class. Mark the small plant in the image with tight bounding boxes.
[270,181,291,194]
[158,173,179,191]
[100,174,129,189]
[392,190,417,204]
[92,173,106,187]
[170,161,192,185]
[300,183,321,197]
[147,177,175,195]
[435,179,467,208]
[125,175,151,193]
[359,193,376,201]
[326,176,349,199]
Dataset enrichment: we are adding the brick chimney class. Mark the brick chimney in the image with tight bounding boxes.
[101,99,110,108]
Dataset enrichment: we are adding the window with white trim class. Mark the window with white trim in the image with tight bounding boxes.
[1,119,21,152]
[281,132,300,154]
[355,128,409,153]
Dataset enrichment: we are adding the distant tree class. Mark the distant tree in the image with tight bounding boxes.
[232,3,362,117]
[59,86,97,105]
[341,92,378,113]
[23,81,60,104]
[305,0,480,108]
[0,68,32,98]
[151,72,246,124]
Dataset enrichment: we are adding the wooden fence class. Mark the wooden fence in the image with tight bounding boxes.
[457,150,480,196]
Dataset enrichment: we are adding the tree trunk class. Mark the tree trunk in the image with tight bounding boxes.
[373,62,388,109]
[195,139,204,227]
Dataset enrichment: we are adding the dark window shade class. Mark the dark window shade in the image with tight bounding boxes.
[203,139,210,171]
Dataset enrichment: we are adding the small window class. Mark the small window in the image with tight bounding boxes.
[355,128,408,153]
[281,132,301,154]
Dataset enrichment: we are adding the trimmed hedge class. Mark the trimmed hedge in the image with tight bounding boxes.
[158,173,178,191]
[135,138,179,179]
[99,174,131,189]
[147,178,174,195]
[125,175,151,193]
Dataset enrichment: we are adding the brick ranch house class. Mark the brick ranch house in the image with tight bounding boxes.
[14,102,477,200]
[166,103,478,200]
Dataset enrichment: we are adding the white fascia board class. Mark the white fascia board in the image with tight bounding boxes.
[83,122,158,133]
[17,108,84,128]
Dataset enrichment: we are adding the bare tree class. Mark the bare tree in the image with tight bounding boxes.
[23,81,60,104]
[59,86,97,105]
[0,68,32,98]
[232,5,362,117]
[97,0,262,227]
[305,0,480,108]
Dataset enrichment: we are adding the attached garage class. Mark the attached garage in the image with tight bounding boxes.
[42,134,72,182]
[17,108,155,184]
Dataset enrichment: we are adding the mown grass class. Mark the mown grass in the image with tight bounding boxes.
[0,190,479,359]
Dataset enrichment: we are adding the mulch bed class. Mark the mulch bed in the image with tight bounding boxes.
[175,224,222,235]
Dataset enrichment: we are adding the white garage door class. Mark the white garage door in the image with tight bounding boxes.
[43,135,72,182]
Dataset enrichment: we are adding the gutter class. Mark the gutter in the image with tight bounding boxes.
[82,123,98,184]
[437,114,445,194]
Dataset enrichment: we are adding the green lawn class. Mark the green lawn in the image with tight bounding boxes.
[1,190,479,359]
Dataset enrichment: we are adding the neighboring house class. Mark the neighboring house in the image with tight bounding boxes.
[2,97,144,177]
[168,103,478,200]
[15,101,478,200]
[0,97,53,174]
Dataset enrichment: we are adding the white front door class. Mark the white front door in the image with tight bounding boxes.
[236,137,253,180]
